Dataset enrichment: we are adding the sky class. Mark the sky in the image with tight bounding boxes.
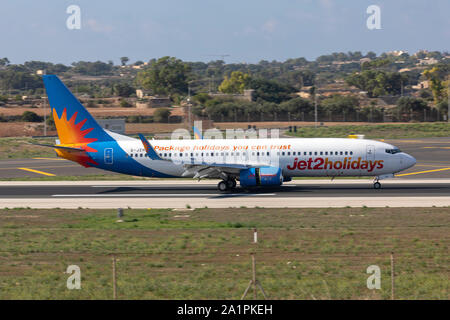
[1,0,449,65]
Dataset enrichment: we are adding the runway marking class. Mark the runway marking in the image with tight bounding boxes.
[17,167,56,176]
[52,193,276,197]
[397,167,450,177]
[32,158,67,161]
[423,147,450,149]
[415,164,450,168]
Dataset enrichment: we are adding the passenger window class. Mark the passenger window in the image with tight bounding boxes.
[130,154,133,158]
[287,152,290,156]
[267,152,270,156]
[350,151,353,155]
[325,152,328,155]
[340,151,343,155]
[320,152,323,155]
[282,152,285,156]
[309,152,312,156]
[345,151,348,155]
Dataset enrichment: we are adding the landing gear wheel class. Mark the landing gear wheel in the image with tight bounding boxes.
[227,179,236,189]
[373,182,381,189]
[218,181,228,192]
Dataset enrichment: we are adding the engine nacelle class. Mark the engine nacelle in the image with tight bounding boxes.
[239,166,283,187]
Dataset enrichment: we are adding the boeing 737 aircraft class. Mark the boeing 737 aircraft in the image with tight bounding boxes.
[38,75,416,191]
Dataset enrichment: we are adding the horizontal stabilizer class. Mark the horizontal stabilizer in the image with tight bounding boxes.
[29,143,85,152]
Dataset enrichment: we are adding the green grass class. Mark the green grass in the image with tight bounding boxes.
[0,137,58,160]
[0,207,448,299]
[286,122,450,139]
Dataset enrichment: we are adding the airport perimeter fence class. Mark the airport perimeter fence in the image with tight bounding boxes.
[0,249,447,300]
[207,108,445,123]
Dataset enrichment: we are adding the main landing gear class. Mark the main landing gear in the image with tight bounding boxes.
[217,179,237,192]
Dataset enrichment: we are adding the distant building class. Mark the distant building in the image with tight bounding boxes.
[96,118,125,134]
[135,89,172,108]
[386,50,408,57]
[359,58,372,64]
[412,81,429,90]
[136,89,145,99]
[418,58,438,65]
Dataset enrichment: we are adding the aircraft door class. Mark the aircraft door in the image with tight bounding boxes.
[104,148,113,165]
[366,145,375,161]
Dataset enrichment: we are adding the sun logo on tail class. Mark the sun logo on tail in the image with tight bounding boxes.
[53,108,98,152]
[52,108,99,167]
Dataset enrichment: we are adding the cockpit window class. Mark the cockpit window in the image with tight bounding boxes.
[385,148,401,154]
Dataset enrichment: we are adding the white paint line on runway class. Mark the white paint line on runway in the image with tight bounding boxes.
[51,193,277,197]
[2,178,450,187]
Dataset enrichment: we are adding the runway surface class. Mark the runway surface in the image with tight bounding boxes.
[0,137,449,179]
[1,179,449,208]
[2,179,450,198]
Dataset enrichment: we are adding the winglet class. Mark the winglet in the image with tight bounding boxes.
[138,134,162,160]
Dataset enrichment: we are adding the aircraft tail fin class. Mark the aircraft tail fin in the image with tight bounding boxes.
[42,75,113,146]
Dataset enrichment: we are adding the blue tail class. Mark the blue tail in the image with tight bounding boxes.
[43,75,113,144]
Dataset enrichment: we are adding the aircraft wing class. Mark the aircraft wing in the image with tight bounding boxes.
[181,162,265,180]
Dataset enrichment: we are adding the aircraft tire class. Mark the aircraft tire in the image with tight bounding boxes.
[218,181,228,192]
[227,179,236,189]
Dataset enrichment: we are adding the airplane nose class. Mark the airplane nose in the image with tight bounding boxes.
[402,154,416,169]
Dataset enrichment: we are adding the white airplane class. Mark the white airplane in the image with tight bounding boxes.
[39,75,416,191]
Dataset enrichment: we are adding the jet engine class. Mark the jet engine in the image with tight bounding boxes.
[239,166,283,187]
